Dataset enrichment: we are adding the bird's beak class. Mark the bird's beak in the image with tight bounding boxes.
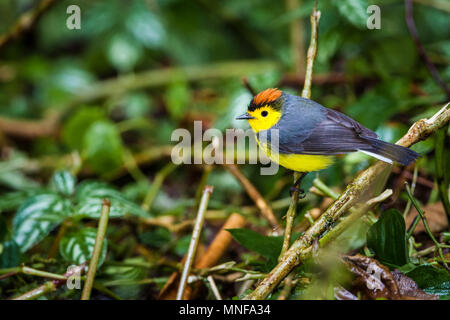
[236,112,255,120]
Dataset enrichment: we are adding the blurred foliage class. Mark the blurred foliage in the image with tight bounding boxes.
[0,0,449,300]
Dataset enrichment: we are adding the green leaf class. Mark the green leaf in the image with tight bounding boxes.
[406,266,450,299]
[59,227,107,267]
[102,257,148,299]
[50,170,76,196]
[62,107,105,150]
[140,228,171,248]
[0,240,21,268]
[366,209,409,267]
[83,121,124,175]
[107,34,143,72]
[12,193,69,252]
[0,190,46,212]
[74,181,152,218]
[227,228,283,266]
[164,81,190,120]
[333,0,368,29]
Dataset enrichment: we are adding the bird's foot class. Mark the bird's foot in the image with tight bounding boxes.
[289,185,306,199]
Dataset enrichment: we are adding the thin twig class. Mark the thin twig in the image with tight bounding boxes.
[12,263,87,300]
[280,2,321,260]
[277,273,295,300]
[0,265,67,281]
[301,2,320,99]
[141,163,177,211]
[81,199,111,300]
[207,275,223,300]
[313,177,339,200]
[176,186,214,300]
[403,164,419,218]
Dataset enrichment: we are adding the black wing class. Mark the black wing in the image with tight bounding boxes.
[278,107,378,155]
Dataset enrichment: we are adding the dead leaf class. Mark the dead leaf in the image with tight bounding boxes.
[392,270,438,300]
[342,254,438,300]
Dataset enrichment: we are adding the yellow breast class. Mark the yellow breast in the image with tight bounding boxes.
[257,139,334,172]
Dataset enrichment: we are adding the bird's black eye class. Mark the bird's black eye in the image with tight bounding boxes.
[261,110,268,117]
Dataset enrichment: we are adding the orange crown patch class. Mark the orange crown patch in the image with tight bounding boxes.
[253,88,282,106]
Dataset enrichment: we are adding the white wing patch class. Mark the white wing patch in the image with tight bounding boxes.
[359,150,393,164]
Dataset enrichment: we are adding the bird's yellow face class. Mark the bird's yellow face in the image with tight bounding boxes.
[247,105,282,132]
[236,88,283,132]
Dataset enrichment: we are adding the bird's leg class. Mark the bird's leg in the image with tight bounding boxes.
[289,172,308,198]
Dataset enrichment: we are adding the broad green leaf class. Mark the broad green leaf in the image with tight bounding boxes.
[61,107,105,150]
[74,181,152,218]
[406,266,450,299]
[75,197,131,218]
[227,228,284,266]
[50,170,76,196]
[333,0,368,29]
[83,121,124,175]
[12,193,68,252]
[367,209,409,267]
[59,227,107,267]
[0,240,21,268]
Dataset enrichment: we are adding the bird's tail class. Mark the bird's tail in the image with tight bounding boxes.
[359,136,420,166]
